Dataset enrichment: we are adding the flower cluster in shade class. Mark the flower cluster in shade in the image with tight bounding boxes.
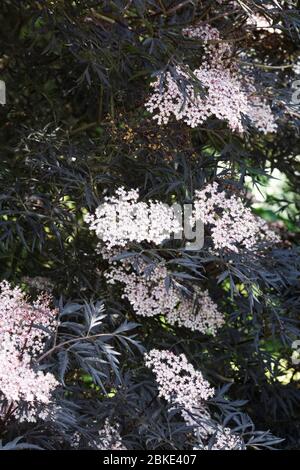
[145,22,277,134]
[84,186,181,249]
[0,281,59,422]
[145,349,244,450]
[104,255,224,335]
[95,419,127,450]
[194,428,243,451]
[21,276,54,292]
[71,419,126,450]
[193,182,279,253]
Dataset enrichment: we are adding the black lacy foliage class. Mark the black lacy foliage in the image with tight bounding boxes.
[0,0,299,450]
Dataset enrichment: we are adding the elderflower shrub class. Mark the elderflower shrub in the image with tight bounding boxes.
[0,0,299,452]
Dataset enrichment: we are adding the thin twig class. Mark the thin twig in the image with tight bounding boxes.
[238,60,295,70]
[37,332,119,362]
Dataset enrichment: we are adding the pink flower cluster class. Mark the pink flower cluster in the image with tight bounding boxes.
[146,23,277,134]
[144,349,214,412]
[193,182,279,252]
[0,281,59,422]
[106,260,179,317]
[146,65,276,134]
[105,258,224,335]
[0,281,58,355]
[182,22,231,65]
[0,336,58,423]
[167,287,225,335]
[145,349,243,450]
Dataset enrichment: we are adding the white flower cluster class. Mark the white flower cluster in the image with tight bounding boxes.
[145,349,244,450]
[106,261,179,318]
[146,22,277,134]
[193,182,279,252]
[0,281,59,423]
[85,187,181,249]
[105,258,224,335]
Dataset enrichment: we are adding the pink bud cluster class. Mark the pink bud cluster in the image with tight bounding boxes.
[105,258,224,335]
[193,182,279,252]
[0,281,59,422]
[146,22,277,134]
